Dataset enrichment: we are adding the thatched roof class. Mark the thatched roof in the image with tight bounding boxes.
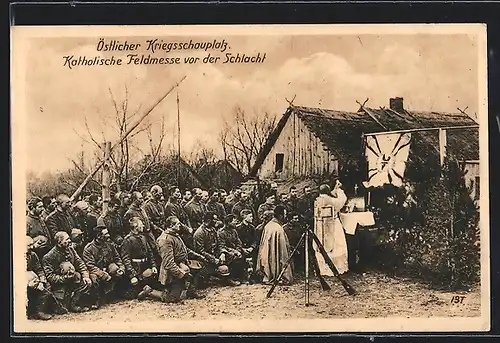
[249,104,479,177]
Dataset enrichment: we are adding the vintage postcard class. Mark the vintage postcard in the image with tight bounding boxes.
[11,24,489,333]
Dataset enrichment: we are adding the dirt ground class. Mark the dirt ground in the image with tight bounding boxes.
[41,271,481,322]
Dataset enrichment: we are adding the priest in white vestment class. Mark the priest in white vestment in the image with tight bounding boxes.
[313,183,349,276]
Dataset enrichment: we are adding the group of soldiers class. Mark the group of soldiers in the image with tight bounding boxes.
[25,182,318,320]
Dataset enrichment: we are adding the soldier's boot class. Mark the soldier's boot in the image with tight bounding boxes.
[186,278,205,299]
[70,291,90,313]
[33,292,52,320]
[186,288,205,299]
[137,285,153,300]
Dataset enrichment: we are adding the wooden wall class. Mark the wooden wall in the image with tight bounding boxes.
[257,112,338,180]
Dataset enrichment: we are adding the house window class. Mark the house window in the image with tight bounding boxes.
[474,176,480,201]
[275,153,284,173]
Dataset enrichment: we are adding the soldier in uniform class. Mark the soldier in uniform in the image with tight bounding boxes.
[193,212,238,287]
[83,224,126,308]
[97,198,126,246]
[124,191,160,267]
[218,215,249,284]
[72,200,92,243]
[257,192,276,223]
[119,217,159,300]
[86,194,100,238]
[165,186,193,248]
[232,191,255,222]
[181,189,193,207]
[142,185,166,239]
[42,231,92,313]
[26,197,52,258]
[184,188,206,231]
[141,216,207,303]
[26,236,53,320]
[206,190,227,221]
[45,194,76,244]
[40,196,56,222]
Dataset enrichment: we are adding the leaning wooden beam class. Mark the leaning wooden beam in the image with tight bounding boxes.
[70,75,187,201]
[356,100,388,130]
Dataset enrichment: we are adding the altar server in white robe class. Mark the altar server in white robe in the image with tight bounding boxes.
[313,182,349,276]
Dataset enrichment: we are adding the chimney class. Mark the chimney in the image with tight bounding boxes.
[389,97,404,113]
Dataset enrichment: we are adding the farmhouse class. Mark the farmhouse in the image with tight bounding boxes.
[249,98,479,200]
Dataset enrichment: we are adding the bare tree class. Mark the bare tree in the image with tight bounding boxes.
[73,85,166,192]
[219,106,276,175]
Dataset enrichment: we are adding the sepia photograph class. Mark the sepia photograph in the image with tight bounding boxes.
[11,24,489,332]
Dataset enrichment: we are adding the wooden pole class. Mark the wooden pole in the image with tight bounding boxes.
[439,128,447,167]
[364,124,478,137]
[177,91,181,185]
[101,141,111,215]
[70,75,187,201]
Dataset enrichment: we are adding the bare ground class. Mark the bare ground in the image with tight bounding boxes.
[37,271,480,323]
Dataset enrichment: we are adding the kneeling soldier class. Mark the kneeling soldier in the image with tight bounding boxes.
[193,212,238,287]
[143,216,207,303]
[42,231,92,313]
[119,217,159,299]
[26,236,52,320]
[218,215,249,284]
[83,224,126,309]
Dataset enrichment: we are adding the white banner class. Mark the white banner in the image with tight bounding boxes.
[363,132,411,188]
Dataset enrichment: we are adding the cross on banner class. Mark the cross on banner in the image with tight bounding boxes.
[363,132,412,188]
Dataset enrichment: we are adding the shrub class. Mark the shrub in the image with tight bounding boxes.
[371,155,480,290]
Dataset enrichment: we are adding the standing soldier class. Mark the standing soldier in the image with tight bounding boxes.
[26,236,52,320]
[286,186,300,219]
[45,194,76,244]
[97,198,126,246]
[224,188,241,214]
[181,189,193,207]
[119,217,159,300]
[86,194,101,237]
[206,190,226,221]
[184,188,205,231]
[232,191,255,222]
[26,197,52,257]
[42,231,93,313]
[257,192,277,223]
[83,224,126,308]
[143,185,166,239]
[165,186,190,226]
[40,196,56,222]
[72,200,91,243]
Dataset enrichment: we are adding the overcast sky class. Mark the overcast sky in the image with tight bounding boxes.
[24,32,479,174]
